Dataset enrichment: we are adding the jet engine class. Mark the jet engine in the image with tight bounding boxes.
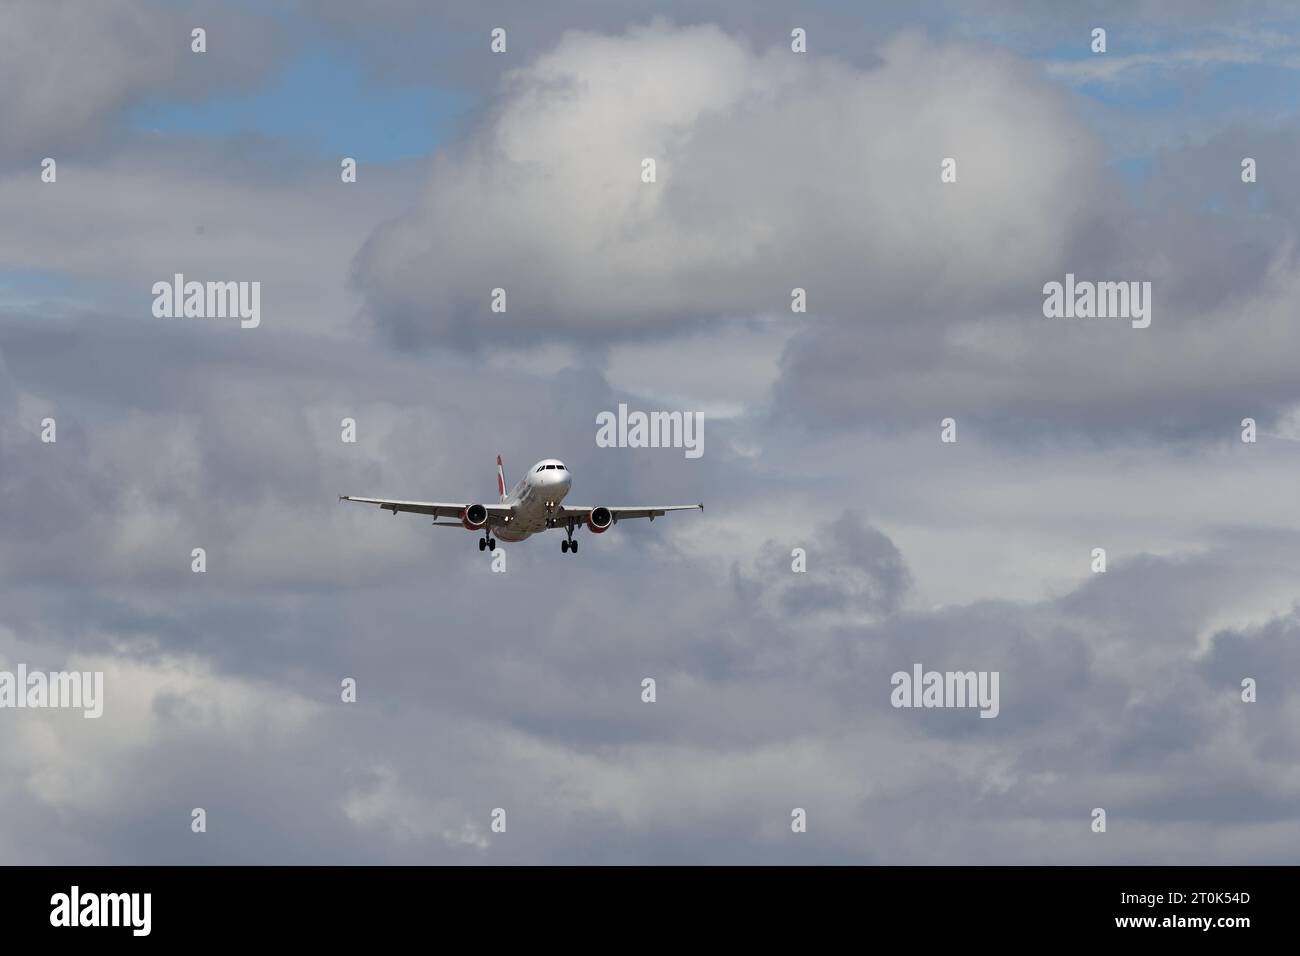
[461,504,488,530]
[586,507,613,534]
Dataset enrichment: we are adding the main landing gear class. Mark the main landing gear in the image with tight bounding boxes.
[561,518,578,554]
[479,535,496,552]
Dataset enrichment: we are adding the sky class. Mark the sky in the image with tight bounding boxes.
[2,0,1300,863]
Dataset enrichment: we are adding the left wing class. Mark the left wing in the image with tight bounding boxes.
[338,496,513,522]
[552,503,702,523]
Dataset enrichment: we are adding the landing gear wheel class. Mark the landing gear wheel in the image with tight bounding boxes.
[571,539,578,553]
[561,539,569,553]
[488,538,497,551]
[479,537,486,552]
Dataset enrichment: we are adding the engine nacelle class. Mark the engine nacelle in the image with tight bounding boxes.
[461,503,489,530]
[586,507,613,534]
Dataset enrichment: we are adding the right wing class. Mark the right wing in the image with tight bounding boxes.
[552,503,703,522]
[339,496,513,522]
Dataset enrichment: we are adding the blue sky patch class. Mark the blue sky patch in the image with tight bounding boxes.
[128,47,473,162]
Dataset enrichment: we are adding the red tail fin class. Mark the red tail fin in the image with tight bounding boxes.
[496,454,507,502]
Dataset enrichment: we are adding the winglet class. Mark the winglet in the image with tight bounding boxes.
[496,454,507,502]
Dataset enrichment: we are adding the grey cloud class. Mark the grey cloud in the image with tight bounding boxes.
[766,111,1300,439]
[737,511,912,619]
[7,1,1300,867]
[0,0,283,165]
[352,17,1300,442]
[4,299,1300,860]
[352,24,1106,348]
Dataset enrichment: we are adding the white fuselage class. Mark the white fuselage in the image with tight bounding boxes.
[495,459,572,542]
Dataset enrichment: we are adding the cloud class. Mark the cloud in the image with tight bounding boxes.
[4,294,1300,861]
[0,139,419,341]
[353,23,1105,348]
[735,511,912,622]
[769,118,1300,437]
[6,3,1300,866]
[1045,46,1274,85]
[351,19,1300,442]
[0,0,281,165]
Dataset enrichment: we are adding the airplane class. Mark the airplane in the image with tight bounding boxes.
[339,455,702,554]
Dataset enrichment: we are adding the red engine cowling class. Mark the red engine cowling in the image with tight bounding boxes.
[461,503,488,530]
[586,507,613,534]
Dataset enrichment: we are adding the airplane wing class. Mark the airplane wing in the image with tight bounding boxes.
[338,496,514,522]
[553,503,703,523]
